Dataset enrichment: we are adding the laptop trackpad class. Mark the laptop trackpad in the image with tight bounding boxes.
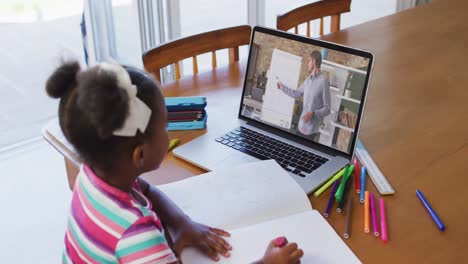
[214,154,258,170]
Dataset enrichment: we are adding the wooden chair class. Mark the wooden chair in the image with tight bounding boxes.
[143,25,252,82]
[276,0,351,37]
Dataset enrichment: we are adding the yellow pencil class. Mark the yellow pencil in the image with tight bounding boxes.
[168,138,180,152]
[313,167,346,197]
[364,191,370,233]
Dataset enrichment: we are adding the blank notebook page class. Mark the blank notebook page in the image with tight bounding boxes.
[182,210,361,264]
[157,160,312,230]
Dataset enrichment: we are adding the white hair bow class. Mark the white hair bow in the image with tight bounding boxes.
[98,62,152,137]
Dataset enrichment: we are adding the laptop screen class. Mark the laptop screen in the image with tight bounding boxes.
[239,27,373,156]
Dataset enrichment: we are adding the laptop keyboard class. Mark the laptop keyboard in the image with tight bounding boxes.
[215,127,329,177]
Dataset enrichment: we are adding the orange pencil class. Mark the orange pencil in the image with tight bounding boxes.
[364,191,370,233]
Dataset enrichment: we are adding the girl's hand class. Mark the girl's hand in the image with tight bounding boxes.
[258,239,304,264]
[172,220,232,261]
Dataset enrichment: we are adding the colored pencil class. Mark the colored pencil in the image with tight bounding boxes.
[353,158,361,193]
[344,196,353,239]
[370,192,380,237]
[324,180,340,218]
[360,166,366,203]
[337,175,353,213]
[364,191,370,233]
[314,167,346,197]
[416,189,446,231]
[168,138,180,151]
[336,165,354,202]
[380,198,388,243]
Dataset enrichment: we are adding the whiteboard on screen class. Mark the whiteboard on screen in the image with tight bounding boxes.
[261,49,302,129]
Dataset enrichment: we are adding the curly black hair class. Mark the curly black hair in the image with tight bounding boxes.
[46,61,164,170]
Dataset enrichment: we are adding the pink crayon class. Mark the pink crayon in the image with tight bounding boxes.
[274,237,288,247]
[380,198,388,243]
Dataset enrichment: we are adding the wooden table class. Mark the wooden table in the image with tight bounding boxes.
[43,0,468,262]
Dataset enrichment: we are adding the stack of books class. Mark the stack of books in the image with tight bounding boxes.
[165,96,207,131]
[338,109,357,129]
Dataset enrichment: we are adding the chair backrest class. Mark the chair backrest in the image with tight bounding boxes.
[143,25,252,82]
[276,0,351,37]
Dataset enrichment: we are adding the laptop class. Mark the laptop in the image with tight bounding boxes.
[174,26,374,194]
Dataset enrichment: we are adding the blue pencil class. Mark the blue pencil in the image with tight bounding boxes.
[416,189,446,231]
[360,166,366,203]
[324,180,340,218]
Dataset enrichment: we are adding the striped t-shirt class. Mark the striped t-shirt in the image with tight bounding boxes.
[62,165,178,264]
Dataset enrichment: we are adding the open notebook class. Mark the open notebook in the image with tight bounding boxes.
[157,160,360,263]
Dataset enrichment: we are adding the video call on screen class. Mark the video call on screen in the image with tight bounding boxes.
[242,32,370,154]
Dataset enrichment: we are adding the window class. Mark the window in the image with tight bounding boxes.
[178,0,248,75]
[0,0,84,150]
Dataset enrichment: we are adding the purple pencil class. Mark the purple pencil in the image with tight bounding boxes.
[324,180,340,218]
[370,192,380,237]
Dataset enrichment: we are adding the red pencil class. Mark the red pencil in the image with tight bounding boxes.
[353,158,361,193]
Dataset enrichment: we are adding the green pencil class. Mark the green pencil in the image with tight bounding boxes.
[168,138,180,152]
[335,165,355,202]
[313,166,347,197]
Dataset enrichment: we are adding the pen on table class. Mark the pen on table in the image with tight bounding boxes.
[336,165,354,202]
[364,191,370,233]
[337,175,353,213]
[314,167,346,197]
[380,198,388,243]
[416,189,446,231]
[344,196,353,239]
[370,192,380,237]
[324,180,340,218]
[353,158,361,193]
[168,138,180,152]
[360,166,367,203]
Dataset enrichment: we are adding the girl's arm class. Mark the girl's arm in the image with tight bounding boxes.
[137,177,189,227]
[137,178,232,261]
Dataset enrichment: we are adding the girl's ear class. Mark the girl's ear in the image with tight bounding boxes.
[132,144,146,170]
